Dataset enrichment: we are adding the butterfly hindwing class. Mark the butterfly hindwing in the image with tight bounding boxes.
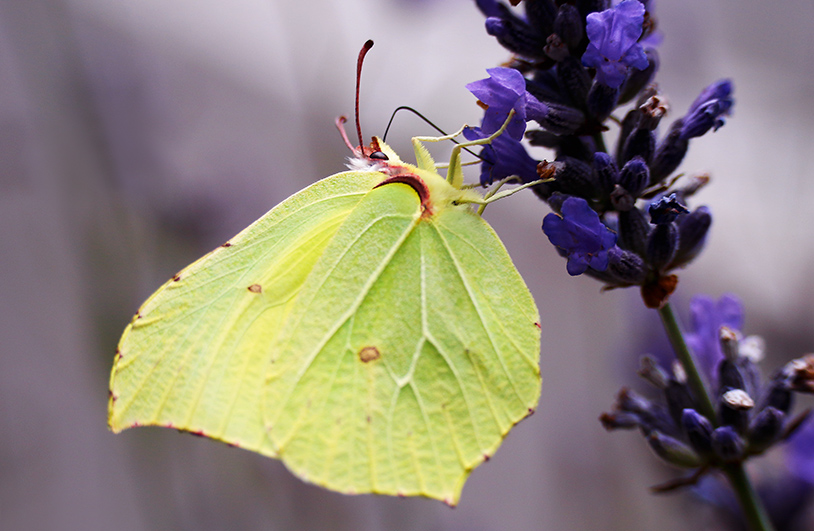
[261,181,540,504]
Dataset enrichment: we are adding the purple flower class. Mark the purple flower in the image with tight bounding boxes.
[474,0,503,18]
[581,0,649,89]
[542,197,618,275]
[680,79,734,140]
[463,126,540,185]
[466,67,549,140]
[787,417,814,485]
[684,294,744,379]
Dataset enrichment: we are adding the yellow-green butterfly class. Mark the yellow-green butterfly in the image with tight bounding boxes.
[108,41,541,505]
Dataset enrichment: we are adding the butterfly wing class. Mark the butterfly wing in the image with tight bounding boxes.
[108,170,383,455]
[263,181,541,504]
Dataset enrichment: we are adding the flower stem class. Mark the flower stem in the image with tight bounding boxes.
[722,464,775,531]
[657,302,716,421]
[592,132,607,154]
[658,302,775,531]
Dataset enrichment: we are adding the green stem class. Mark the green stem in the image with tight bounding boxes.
[592,132,607,154]
[722,464,775,531]
[658,303,716,422]
[657,302,775,531]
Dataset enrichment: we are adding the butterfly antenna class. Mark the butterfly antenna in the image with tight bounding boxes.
[355,40,374,150]
[382,105,482,160]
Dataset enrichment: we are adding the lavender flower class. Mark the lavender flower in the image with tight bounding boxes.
[787,417,814,485]
[582,0,650,89]
[475,0,550,59]
[466,67,548,140]
[602,295,805,487]
[680,79,734,140]
[685,294,745,378]
[468,0,722,306]
[542,197,617,275]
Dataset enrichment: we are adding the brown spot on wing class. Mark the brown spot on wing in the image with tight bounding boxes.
[172,273,181,282]
[221,241,232,248]
[358,346,381,363]
[248,284,262,293]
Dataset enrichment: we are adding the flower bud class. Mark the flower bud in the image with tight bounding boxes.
[526,129,560,148]
[719,387,753,434]
[681,409,714,457]
[711,426,745,462]
[723,389,754,410]
[646,223,678,271]
[605,247,647,284]
[557,56,591,103]
[619,156,650,198]
[764,376,793,414]
[747,406,785,454]
[618,207,650,256]
[649,121,688,184]
[718,359,746,392]
[588,82,620,122]
[680,79,733,139]
[669,206,711,268]
[554,4,584,49]
[529,69,564,101]
[616,388,674,434]
[553,156,597,197]
[594,152,619,196]
[484,16,548,59]
[617,387,652,414]
[621,127,656,165]
[619,50,659,105]
[616,109,639,162]
[638,93,669,131]
[536,103,585,135]
[665,381,695,427]
[719,326,740,361]
[525,0,558,37]
[599,411,641,430]
[647,431,703,468]
[638,355,669,389]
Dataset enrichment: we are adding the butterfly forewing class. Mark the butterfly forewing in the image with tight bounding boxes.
[108,171,382,454]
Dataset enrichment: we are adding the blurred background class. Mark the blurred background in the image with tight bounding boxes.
[2,0,814,529]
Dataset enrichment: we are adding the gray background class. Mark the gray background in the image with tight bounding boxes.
[2,0,813,529]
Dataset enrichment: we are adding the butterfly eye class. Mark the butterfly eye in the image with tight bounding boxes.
[369,151,388,161]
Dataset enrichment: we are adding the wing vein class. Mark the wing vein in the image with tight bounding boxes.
[271,211,420,447]
[429,221,525,406]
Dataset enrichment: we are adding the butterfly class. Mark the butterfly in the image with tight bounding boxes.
[108,40,541,506]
